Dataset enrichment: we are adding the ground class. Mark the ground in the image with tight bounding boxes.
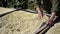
[0,7,60,34]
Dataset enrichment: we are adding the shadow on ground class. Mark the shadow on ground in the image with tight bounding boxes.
[0,8,37,17]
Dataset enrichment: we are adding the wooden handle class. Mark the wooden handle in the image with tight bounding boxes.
[39,26,50,34]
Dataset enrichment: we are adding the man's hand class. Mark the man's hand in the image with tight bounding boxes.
[38,13,43,19]
[46,20,53,26]
[36,7,43,19]
[46,12,56,26]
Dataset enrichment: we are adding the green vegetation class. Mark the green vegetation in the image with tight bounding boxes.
[0,0,36,10]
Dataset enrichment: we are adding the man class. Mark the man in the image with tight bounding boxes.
[35,0,60,25]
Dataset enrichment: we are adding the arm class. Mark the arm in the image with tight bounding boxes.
[36,6,43,19]
[46,12,56,26]
[49,12,56,21]
[35,0,43,19]
[46,0,59,25]
[50,0,59,21]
